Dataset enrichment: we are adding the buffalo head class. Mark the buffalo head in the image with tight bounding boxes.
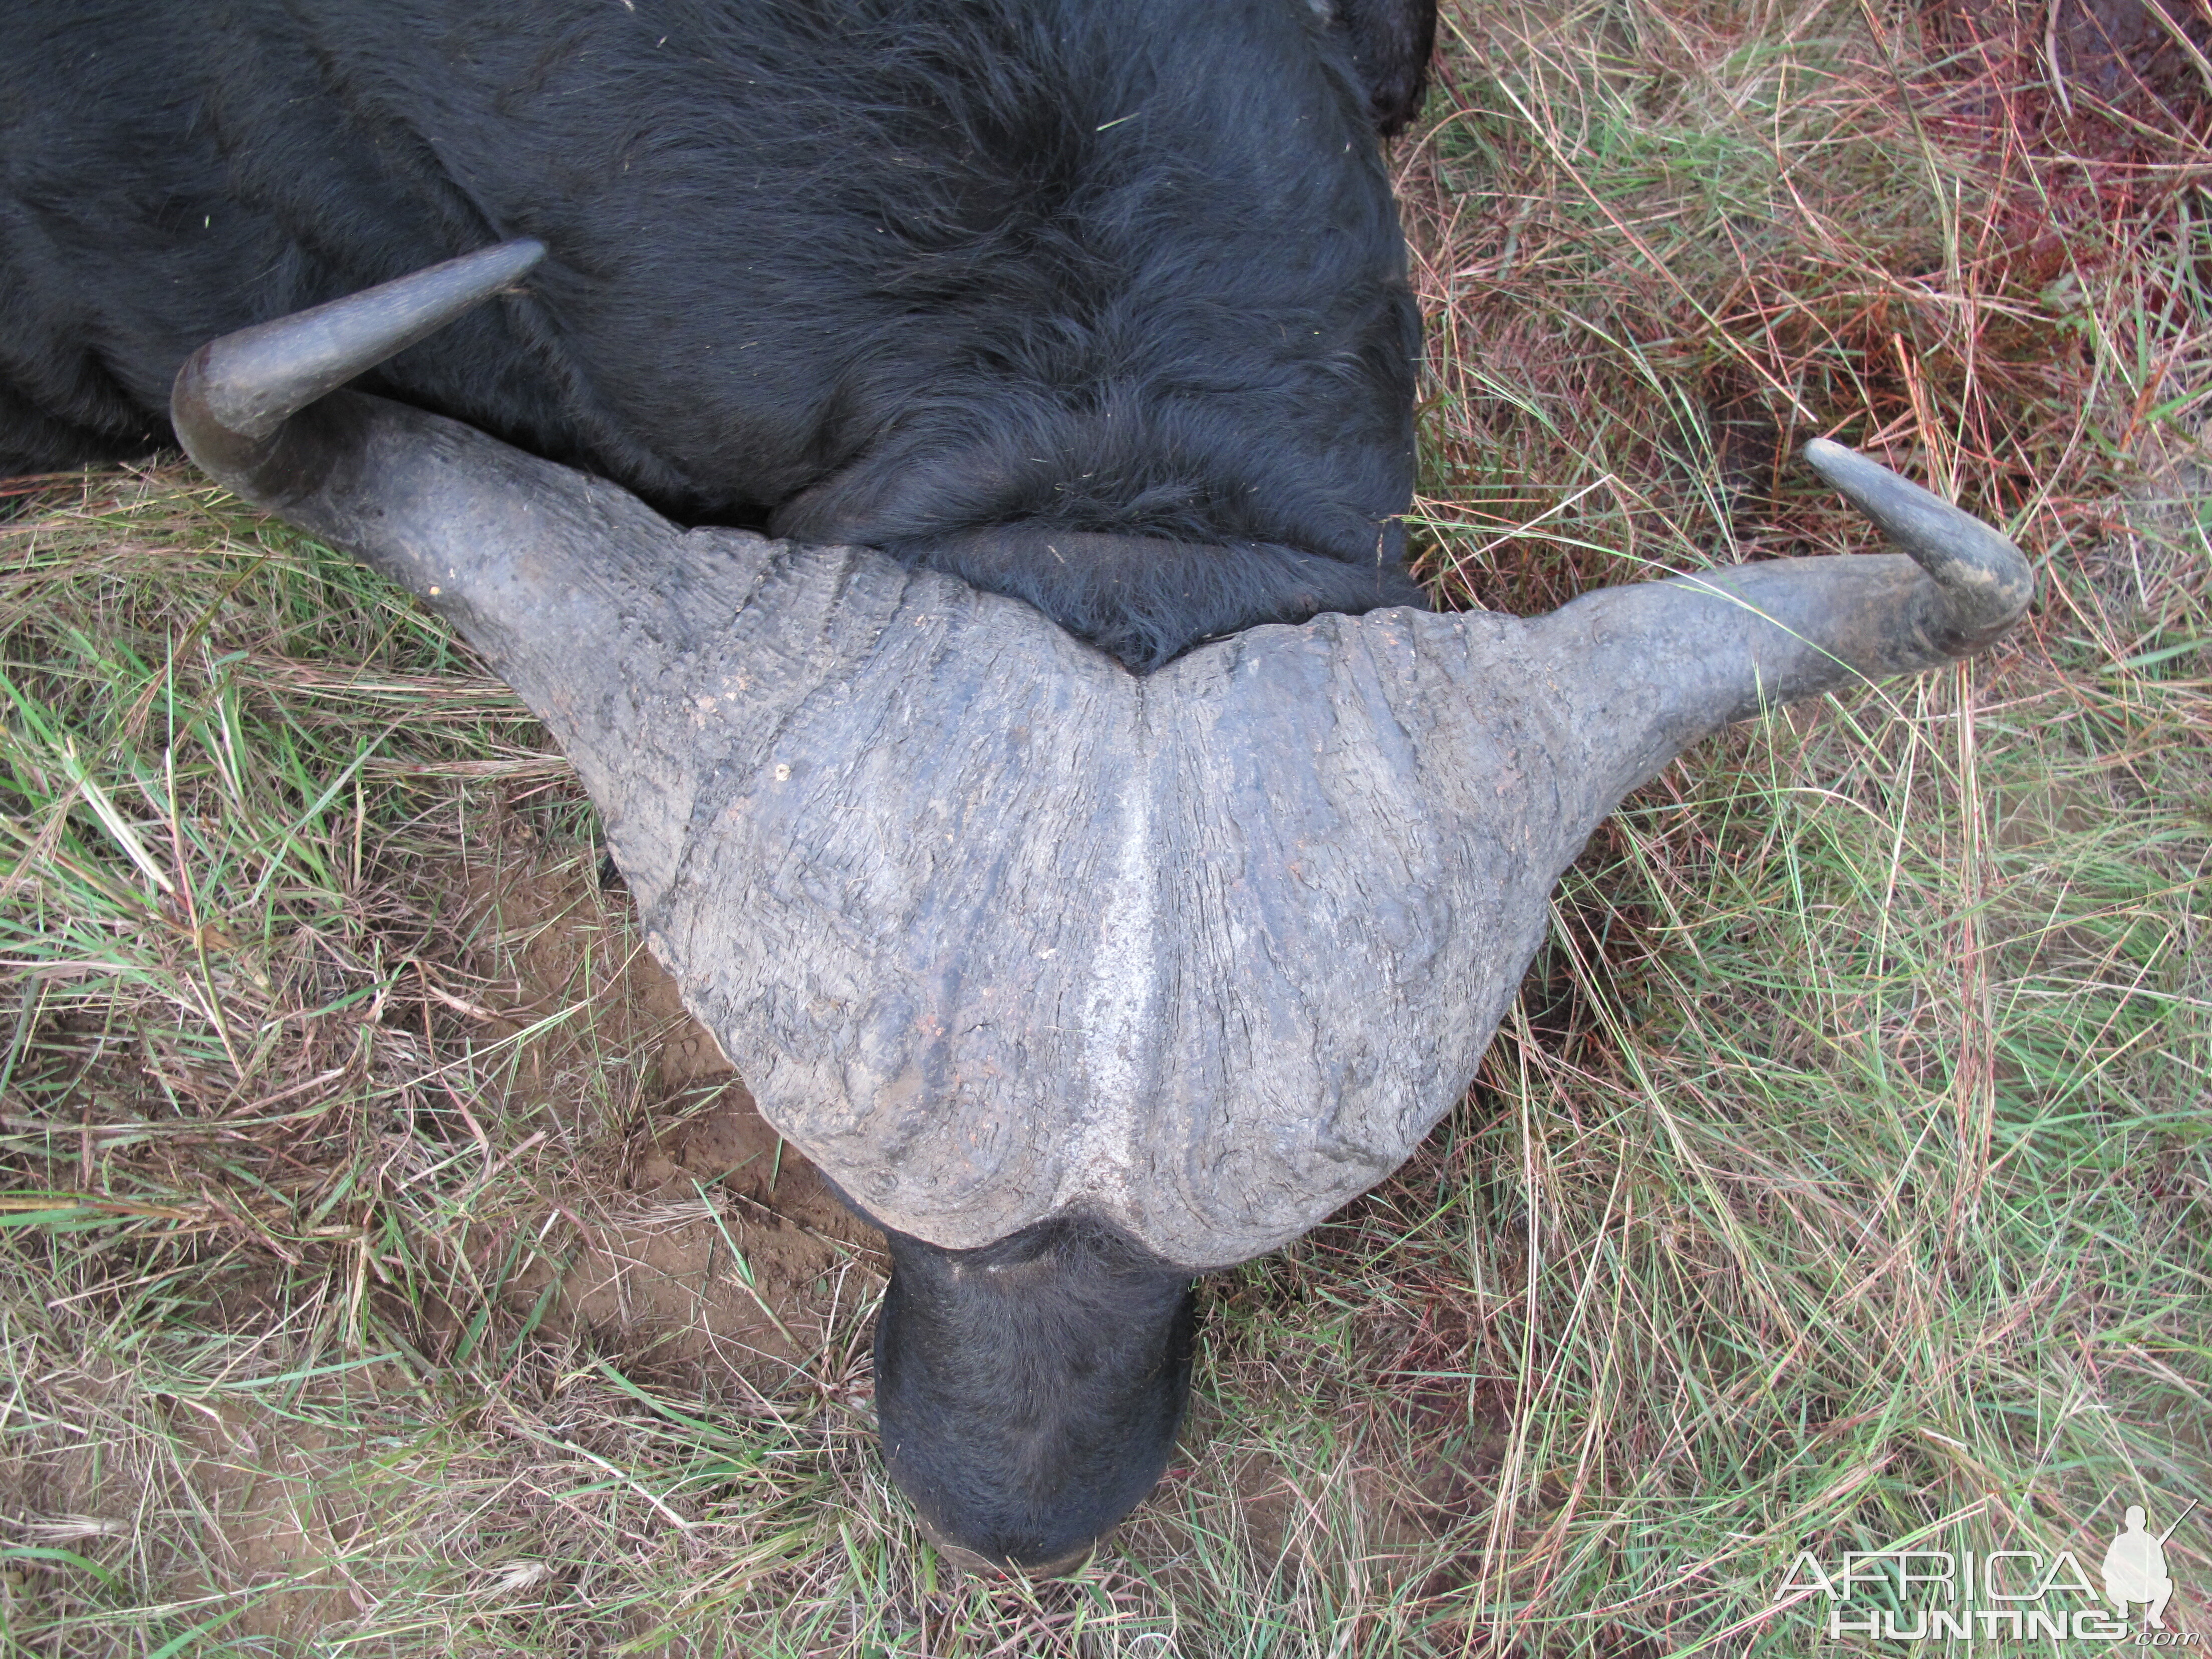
[171,241,2033,1570]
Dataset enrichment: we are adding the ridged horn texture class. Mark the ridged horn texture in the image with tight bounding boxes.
[173,252,2035,1270]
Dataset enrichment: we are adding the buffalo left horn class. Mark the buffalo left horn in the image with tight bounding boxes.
[173,248,2034,1271]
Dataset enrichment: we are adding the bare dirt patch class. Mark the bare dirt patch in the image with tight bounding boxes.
[461,815,887,1380]
[0,1347,403,1646]
[157,1400,369,1642]
[2049,0,2212,106]
[507,1078,885,1378]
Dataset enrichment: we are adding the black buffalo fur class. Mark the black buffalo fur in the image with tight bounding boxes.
[874,1216,1197,1571]
[1,0,1433,669]
[3,0,1433,1561]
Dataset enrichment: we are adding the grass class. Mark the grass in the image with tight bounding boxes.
[2,0,2208,1651]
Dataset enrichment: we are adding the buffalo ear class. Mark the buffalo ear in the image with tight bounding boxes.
[1328,0,1437,136]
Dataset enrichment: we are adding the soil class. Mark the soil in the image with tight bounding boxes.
[504,1074,886,1377]
[0,802,895,1641]
[460,821,888,1380]
[160,1401,368,1640]
[1933,0,2212,109]
[2049,0,2212,105]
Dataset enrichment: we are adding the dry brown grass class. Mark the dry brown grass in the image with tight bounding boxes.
[2,0,2208,1651]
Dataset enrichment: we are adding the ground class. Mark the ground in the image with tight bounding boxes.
[1,0,2208,1652]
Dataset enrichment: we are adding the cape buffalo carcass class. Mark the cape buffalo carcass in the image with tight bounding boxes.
[8,0,2035,1579]
[169,250,2030,1576]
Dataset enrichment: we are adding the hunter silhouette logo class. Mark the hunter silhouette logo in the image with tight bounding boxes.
[2104,1500,2197,1629]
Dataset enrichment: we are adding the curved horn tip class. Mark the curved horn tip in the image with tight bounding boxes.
[1799,437,2034,628]
[174,239,550,454]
